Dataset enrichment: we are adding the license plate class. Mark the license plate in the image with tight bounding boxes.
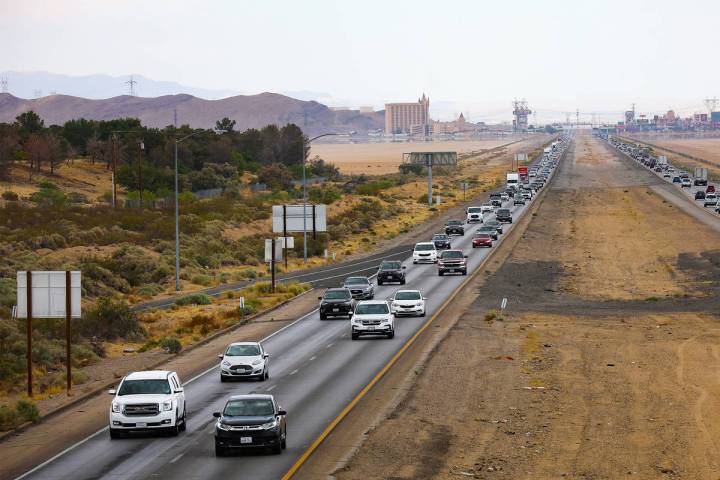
[333,308,339,312]
[241,437,252,444]
[136,422,147,428]
[367,326,375,331]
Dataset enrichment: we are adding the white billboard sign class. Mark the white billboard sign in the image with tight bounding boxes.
[514,153,528,162]
[272,205,327,234]
[17,271,81,319]
[264,239,283,263]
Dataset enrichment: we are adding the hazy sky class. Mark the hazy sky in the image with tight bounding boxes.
[2,0,718,121]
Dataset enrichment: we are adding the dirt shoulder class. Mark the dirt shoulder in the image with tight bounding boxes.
[304,131,720,480]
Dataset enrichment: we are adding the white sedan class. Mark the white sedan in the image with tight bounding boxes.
[219,342,269,381]
[390,290,426,317]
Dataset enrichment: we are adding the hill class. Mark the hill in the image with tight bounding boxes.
[0,92,385,136]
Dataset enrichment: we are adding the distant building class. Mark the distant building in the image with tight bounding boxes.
[359,106,375,113]
[385,93,430,135]
[433,113,470,135]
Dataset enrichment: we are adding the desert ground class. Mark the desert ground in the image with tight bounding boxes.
[310,138,518,175]
[326,131,720,480]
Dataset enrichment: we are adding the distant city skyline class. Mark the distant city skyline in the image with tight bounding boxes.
[2,0,719,123]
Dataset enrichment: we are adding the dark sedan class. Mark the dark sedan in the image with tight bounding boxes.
[319,288,355,320]
[432,233,452,249]
[214,394,287,456]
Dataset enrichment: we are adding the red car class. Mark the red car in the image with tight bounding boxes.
[707,185,715,193]
[472,233,493,248]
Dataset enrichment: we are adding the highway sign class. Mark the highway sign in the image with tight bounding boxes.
[272,204,327,233]
[16,271,81,318]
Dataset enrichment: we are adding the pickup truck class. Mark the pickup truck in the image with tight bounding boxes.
[445,220,465,236]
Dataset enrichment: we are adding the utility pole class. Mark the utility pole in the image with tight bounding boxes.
[137,141,144,202]
[126,76,137,96]
[576,109,580,129]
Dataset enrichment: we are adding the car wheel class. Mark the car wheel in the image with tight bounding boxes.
[215,443,226,457]
[109,428,124,440]
[281,431,287,449]
[387,329,395,339]
[400,279,406,285]
[272,440,283,454]
[462,270,467,276]
[319,313,326,320]
[438,271,444,276]
[420,310,426,317]
[412,260,417,264]
[179,405,187,432]
[220,374,227,383]
[378,280,383,286]
[168,415,180,436]
[351,332,359,340]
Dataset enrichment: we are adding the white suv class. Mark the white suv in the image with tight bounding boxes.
[108,370,187,438]
[413,242,437,264]
[466,206,483,223]
[219,341,269,382]
[351,300,395,340]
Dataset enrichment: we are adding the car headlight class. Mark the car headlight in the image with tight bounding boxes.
[260,418,279,430]
[216,421,231,431]
[161,400,173,411]
[416,303,423,307]
[252,359,262,366]
[391,302,398,307]
[112,402,122,413]
[222,360,231,367]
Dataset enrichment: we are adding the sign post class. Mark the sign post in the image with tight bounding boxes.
[26,272,32,398]
[65,271,72,393]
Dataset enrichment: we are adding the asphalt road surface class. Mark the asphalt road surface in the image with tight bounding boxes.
[16,150,565,480]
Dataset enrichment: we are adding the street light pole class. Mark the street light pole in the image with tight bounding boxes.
[303,133,341,263]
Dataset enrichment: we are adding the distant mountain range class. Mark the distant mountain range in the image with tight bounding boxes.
[0,92,385,135]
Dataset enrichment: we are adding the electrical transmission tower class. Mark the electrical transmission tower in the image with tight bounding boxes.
[576,109,580,128]
[126,76,138,96]
[0,76,7,94]
[703,97,719,114]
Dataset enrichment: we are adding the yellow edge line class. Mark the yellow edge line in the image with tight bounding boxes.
[281,242,500,479]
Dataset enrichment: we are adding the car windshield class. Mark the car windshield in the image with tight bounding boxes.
[415,244,435,251]
[467,207,482,213]
[224,399,274,417]
[433,234,448,240]
[118,379,171,396]
[345,277,369,285]
[441,251,464,259]
[447,220,462,225]
[325,290,350,300]
[497,210,510,215]
[475,233,492,239]
[486,220,499,225]
[395,291,421,300]
[226,344,260,356]
[381,262,401,270]
[355,303,389,315]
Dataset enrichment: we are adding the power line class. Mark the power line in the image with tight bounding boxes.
[126,76,138,96]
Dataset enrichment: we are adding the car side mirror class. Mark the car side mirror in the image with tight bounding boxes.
[318,296,323,300]
[464,255,468,258]
[108,389,116,395]
[277,409,287,416]
[263,353,269,358]
[174,389,183,393]
[213,412,222,418]
[348,312,354,317]
[402,266,406,269]
[218,354,224,359]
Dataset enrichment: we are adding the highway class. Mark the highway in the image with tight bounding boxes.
[16,146,566,480]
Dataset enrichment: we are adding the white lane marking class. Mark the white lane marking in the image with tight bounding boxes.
[169,453,184,464]
[277,250,407,281]
[309,356,317,361]
[289,369,299,376]
[266,385,277,392]
[326,343,334,349]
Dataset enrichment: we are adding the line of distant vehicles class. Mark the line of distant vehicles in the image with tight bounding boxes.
[600,134,720,214]
[102,135,570,460]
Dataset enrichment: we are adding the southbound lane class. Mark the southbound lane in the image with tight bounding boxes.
[18,153,563,480]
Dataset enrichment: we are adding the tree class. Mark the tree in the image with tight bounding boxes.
[14,111,44,138]
[0,124,19,180]
[215,117,236,134]
[24,133,48,179]
[258,163,293,191]
[45,132,67,175]
[279,123,306,165]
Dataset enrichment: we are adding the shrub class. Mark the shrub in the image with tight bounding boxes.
[354,179,396,196]
[80,297,144,340]
[102,245,170,287]
[16,400,39,423]
[160,337,182,354]
[30,187,68,207]
[0,404,20,431]
[67,191,89,204]
[1,191,18,201]
[136,285,161,297]
[191,274,212,286]
[309,186,342,204]
[175,293,212,306]
[417,193,429,204]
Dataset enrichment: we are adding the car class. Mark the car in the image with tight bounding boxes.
[500,193,510,202]
[413,241,438,263]
[377,260,406,285]
[108,370,187,439]
[445,219,465,236]
[485,219,503,234]
[351,300,394,339]
[495,208,513,223]
[672,176,681,183]
[513,196,526,206]
[343,276,375,299]
[390,290,426,317]
[695,191,706,200]
[480,203,494,214]
[681,178,692,188]
[219,342,269,381]
[432,233,452,250]
[490,198,502,207]
[213,394,286,456]
[466,206,484,223]
[437,250,468,276]
[478,225,498,240]
[663,172,672,178]
[318,288,355,320]
[704,193,717,207]
[707,185,716,193]
[472,232,493,248]
[504,188,515,198]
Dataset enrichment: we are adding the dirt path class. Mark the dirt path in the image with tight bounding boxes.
[312,131,720,480]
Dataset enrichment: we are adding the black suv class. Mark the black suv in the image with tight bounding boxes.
[432,233,451,250]
[377,260,406,285]
[445,219,465,236]
[496,208,512,223]
[213,394,286,456]
[318,288,355,320]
